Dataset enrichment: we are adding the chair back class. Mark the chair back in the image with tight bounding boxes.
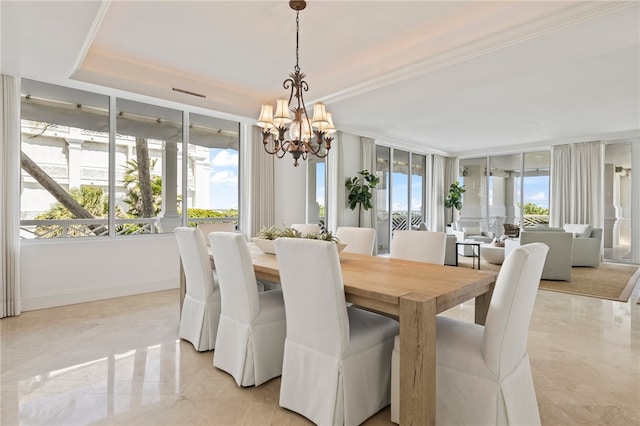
[208,232,260,324]
[291,223,321,235]
[389,230,446,265]
[275,238,349,357]
[335,226,376,255]
[175,227,216,301]
[483,242,548,377]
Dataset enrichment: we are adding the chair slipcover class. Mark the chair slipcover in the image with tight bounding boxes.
[208,232,286,387]
[389,230,447,265]
[335,226,376,255]
[291,223,321,234]
[174,227,222,352]
[391,243,549,425]
[275,238,399,426]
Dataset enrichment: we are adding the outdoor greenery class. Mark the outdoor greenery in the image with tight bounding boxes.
[122,158,163,217]
[522,202,550,216]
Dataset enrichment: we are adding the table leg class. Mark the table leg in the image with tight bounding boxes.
[399,293,436,426]
[475,286,493,325]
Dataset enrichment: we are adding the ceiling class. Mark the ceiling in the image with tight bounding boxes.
[2,1,639,157]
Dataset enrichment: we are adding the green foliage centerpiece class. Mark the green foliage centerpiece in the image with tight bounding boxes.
[254,225,341,254]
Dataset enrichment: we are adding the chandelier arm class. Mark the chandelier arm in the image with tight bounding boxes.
[261,134,283,156]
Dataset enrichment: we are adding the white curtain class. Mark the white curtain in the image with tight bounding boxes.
[245,125,275,238]
[327,131,344,233]
[360,137,376,229]
[430,155,446,232]
[1,75,21,318]
[550,141,604,228]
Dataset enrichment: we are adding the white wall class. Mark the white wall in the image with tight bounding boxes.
[340,132,364,227]
[20,235,179,311]
[273,155,307,226]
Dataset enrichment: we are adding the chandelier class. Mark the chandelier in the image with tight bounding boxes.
[256,0,336,167]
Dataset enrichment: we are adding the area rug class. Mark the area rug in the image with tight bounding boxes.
[455,256,640,302]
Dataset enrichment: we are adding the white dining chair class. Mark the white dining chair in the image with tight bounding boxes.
[391,242,549,424]
[208,232,286,387]
[389,229,447,264]
[274,238,399,426]
[174,227,222,352]
[290,223,321,235]
[197,222,236,247]
[335,226,376,255]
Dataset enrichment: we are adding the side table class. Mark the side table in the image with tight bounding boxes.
[455,241,481,270]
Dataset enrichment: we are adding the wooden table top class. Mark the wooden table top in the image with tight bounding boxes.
[250,247,497,316]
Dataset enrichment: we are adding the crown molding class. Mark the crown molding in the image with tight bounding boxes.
[315,1,636,105]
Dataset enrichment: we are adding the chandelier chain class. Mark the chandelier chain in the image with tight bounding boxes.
[295,11,300,73]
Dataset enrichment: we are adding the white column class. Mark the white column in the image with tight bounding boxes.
[192,147,210,208]
[603,163,621,248]
[158,140,181,232]
[65,138,83,189]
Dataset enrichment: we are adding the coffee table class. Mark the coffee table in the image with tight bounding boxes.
[480,243,505,265]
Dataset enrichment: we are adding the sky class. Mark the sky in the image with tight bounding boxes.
[205,153,549,213]
[207,148,238,210]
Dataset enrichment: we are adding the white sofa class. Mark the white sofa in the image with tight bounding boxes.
[521,224,602,267]
[452,220,493,256]
[563,224,602,267]
[504,230,572,281]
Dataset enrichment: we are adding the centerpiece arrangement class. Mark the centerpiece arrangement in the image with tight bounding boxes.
[252,225,346,255]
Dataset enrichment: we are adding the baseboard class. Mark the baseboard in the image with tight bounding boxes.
[21,279,178,312]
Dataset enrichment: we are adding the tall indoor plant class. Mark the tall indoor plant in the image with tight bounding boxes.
[346,170,379,227]
[444,182,465,227]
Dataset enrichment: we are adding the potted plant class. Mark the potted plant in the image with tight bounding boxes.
[345,170,379,227]
[444,182,465,228]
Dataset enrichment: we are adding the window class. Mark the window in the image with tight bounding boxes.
[20,80,110,238]
[376,146,428,254]
[488,154,521,235]
[19,79,241,239]
[522,151,550,227]
[306,156,326,229]
[187,113,240,228]
[115,98,182,235]
[376,146,390,254]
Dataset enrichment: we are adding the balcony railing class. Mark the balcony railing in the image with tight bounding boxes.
[20,216,238,239]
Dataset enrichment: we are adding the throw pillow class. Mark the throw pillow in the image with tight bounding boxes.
[462,226,481,235]
[563,224,592,238]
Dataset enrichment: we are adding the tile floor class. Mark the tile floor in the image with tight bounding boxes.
[1,283,639,425]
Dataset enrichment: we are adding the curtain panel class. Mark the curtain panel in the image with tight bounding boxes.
[430,155,446,232]
[360,137,376,230]
[245,125,275,238]
[327,131,344,233]
[1,75,21,318]
[550,141,604,228]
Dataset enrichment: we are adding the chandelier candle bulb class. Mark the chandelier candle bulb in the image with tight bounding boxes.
[256,0,335,166]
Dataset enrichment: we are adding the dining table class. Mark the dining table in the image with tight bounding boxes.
[246,244,497,426]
